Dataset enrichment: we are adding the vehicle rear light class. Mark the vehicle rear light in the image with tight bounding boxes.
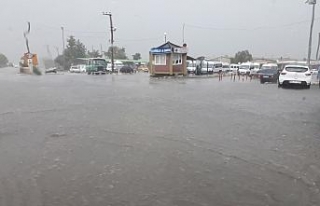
[305,73,311,76]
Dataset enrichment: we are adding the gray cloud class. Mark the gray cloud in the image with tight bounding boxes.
[0,0,318,62]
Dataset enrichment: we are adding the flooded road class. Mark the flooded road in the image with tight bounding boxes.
[1,67,320,206]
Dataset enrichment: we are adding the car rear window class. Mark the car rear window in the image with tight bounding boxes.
[285,67,308,73]
[259,69,277,74]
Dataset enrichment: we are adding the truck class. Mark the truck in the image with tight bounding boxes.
[86,58,107,75]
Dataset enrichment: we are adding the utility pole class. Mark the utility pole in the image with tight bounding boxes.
[61,26,66,70]
[61,26,65,52]
[100,44,103,57]
[316,33,320,60]
[182,23,185,44]
[164,32,167,43]
[103,12,115,73]
[307,0,316,68]
[54,46,60,57]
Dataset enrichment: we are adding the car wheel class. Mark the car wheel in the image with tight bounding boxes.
[260,80,264,84]
[306,84,311,89]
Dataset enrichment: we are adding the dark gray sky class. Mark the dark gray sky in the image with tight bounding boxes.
[1,0,319,62]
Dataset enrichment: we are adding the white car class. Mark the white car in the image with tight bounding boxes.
[278,65,312,89]
[106,61,124,72]
[69,64,86,73]
[238,63,252,75]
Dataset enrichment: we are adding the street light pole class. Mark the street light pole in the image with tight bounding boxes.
[103,12,115,73]
[307,0,316,68]
[182,23,185,44]
[61,26,66,69]
[61,26,65,52]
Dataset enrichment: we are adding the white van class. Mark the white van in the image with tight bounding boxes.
[187,60,196,74]
[212,62,223,73]
[239,62,254,75]
[106,61,124,72]
[222,62,230,72]
[200,60,214,74]
[230,64,240,73]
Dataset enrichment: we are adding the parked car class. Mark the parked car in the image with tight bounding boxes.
[69,64,86,73]
[212,62,223,73]
[255,63,278,77]
[187,60,196,74]
[106,61,124,73]
[230,64,240,73]
[120,65,134,73]
[199,61,214,74]
[260,63,278,70]
[222,63,230,73]
[239,62,253,75]
[45,67,57,74]
[138,66,149,72]
[257,68,279,84]
[278,65,312,89]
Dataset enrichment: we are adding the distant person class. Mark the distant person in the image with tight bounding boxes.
[218,68,223,81]
[237,67,240,81]
[249,68,253,81]
[231,69,236,82]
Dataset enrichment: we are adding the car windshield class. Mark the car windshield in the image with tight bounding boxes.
[214,63,222,68]
[207,63,214,68]
[261,66,278,69]
[240,65,249,69]
[187,62,195,67]
[285,67,308,72]
[92,59,106,66]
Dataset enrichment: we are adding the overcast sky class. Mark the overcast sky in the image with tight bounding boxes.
[1,0,320,62]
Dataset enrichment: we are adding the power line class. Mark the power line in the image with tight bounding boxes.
[185,17,320,31]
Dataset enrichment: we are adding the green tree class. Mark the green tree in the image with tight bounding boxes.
[231,50,253,64]
[0,53,9,68]
[105,46,127,59]
[88,50,101,58]
[132,53,141,60]
[55,36,87,69]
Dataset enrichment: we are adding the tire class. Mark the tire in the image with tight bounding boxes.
[306,85,311,89]
[260,80,264,84]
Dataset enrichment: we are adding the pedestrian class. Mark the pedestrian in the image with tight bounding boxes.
[237,67,240,81]
[218,68,223,81]
[249,68,253,81]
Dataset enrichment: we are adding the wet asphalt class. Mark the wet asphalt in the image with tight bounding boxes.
[0,67,320,206]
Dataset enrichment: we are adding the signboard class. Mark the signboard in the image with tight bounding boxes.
[24,53,33,59]
[173,47,188,54]
[150,48,172,54]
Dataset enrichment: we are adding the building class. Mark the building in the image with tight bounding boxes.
[149,42,188,76]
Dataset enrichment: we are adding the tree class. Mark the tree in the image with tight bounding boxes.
[55,36,87,69]
[88,50,101,58]
[105,46,127,60]
[54,55,66,69]
[231,50,253,64]
[132,53,141,60]
[0,53,9,68]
